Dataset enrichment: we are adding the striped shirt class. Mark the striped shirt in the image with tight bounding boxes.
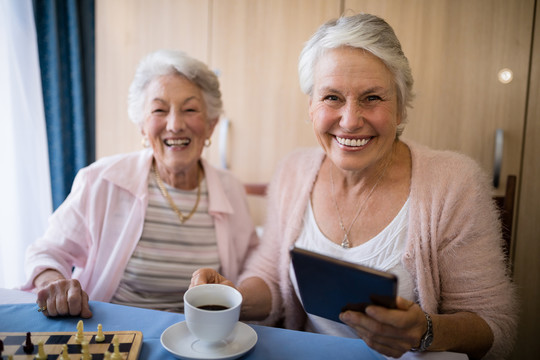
[111,172,219,312]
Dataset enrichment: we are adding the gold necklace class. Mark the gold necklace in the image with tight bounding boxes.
[330,162,389,249]
[152,161,201,224]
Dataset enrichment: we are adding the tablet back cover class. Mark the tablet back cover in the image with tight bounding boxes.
[291,247,397,323]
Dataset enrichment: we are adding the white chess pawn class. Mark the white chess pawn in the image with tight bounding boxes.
[95,324,105,342]
[110,335,122,360]
[35,340,47,360]
[81,340,92,360]
[60,344,70,360]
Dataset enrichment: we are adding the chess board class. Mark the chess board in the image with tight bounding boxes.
[0,331,143,359]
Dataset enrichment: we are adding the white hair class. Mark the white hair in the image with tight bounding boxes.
[127,50,223,126]
[298,14,414,135]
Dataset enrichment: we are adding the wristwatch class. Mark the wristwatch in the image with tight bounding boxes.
[411,312,433,352]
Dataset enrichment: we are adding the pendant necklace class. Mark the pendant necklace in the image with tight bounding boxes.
[330,161,389,249]
[152,161,201,224]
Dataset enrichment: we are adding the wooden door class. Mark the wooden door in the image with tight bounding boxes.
[345,0,535,196]
[512,2,540,358]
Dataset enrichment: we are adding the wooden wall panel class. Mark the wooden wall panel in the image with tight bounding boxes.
[345,0,535,195]
[208,0,342,225]
[96,0,210,159]
[206,0,341,181]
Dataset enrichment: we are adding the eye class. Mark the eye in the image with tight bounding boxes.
[366,95,383,102]
[322,94,343,104]
[151,108,165,114]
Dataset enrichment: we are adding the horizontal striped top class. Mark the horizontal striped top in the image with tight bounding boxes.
[111,171,219,312]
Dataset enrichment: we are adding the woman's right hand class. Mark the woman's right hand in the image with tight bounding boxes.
[34,269,92,318]
[191,269,272,321]
[190,268,235,288]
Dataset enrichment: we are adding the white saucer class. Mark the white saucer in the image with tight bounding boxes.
[161,321,258,360]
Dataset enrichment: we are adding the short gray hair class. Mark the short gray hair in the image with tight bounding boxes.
[128,49,223,126]
[298,14,414,134]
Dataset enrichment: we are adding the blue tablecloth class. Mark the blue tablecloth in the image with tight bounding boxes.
[0,301,385,359]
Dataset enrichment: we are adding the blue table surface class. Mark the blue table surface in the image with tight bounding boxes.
[0,301,385,359]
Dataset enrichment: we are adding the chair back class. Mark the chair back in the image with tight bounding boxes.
[493,175,517,262]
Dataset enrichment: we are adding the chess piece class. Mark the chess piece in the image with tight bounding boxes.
[95,324,105,342]
[60,344,70,360]
[110,335,122,360]
[35,340,47,360]
[76,320,85,343]
[81,340,92,360]
[23,332,34,354]
[103,350,111,360]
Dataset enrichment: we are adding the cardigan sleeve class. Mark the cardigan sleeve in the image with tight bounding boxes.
[237,157,288,326]
[22,168,93,291]
[408,145,517,359]
[238,148,323,328]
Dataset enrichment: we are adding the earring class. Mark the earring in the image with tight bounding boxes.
[204,138,212,147]
[141,137,150,148]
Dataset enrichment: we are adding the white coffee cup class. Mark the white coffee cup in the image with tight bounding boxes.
[184,284,243,344]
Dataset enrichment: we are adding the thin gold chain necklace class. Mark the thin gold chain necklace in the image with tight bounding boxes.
[152,161,201,224]
[330,162,389,249]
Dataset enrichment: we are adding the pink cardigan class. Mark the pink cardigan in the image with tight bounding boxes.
[23,149,259,300]
[239,140,516,359]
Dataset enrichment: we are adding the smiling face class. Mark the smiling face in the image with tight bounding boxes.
[309,47,401,173]
[141,73,217,182]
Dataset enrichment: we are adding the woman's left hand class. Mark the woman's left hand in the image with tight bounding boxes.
[339,297,427,358]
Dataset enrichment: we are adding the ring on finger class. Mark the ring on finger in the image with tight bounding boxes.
[37,305,47,312]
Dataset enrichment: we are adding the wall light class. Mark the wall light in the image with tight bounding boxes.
[498,68,513,84]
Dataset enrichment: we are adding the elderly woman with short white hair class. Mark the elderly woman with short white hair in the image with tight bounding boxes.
[22,50,258,318]
[192,14,516,359]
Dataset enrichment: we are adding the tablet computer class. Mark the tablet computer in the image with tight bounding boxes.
[290,246,398,323]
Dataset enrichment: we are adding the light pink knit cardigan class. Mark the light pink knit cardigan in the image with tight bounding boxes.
[239,140,517,359]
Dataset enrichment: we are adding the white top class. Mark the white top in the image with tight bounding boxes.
[291,198,414,338]
[111,173,219,312]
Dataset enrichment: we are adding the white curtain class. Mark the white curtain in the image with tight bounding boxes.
[0,0,52,289]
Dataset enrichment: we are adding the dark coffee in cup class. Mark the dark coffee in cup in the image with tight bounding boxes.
[197,304,229,311]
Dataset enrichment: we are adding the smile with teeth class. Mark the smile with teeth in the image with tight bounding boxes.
[165,138,190,147]
[336,136,371,147]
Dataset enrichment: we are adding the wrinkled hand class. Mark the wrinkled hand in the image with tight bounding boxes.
[339,297,427,358]
[36,278,92,318]
[190,268,235,288]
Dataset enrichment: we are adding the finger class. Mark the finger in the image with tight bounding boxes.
[365,300,416,328]
[219,279,235,287]
[36,289,50,316]
[342,311,413,357]
[46,296,58,317]
[80,291,93,318]
[190,270,205,287]
[190,268,216,287]
[67,285,83,316]
[340,310,373,334]
[364,337,410,359]
[396,296,414,310]
[55,293,70,316]
[342,309,407,343]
